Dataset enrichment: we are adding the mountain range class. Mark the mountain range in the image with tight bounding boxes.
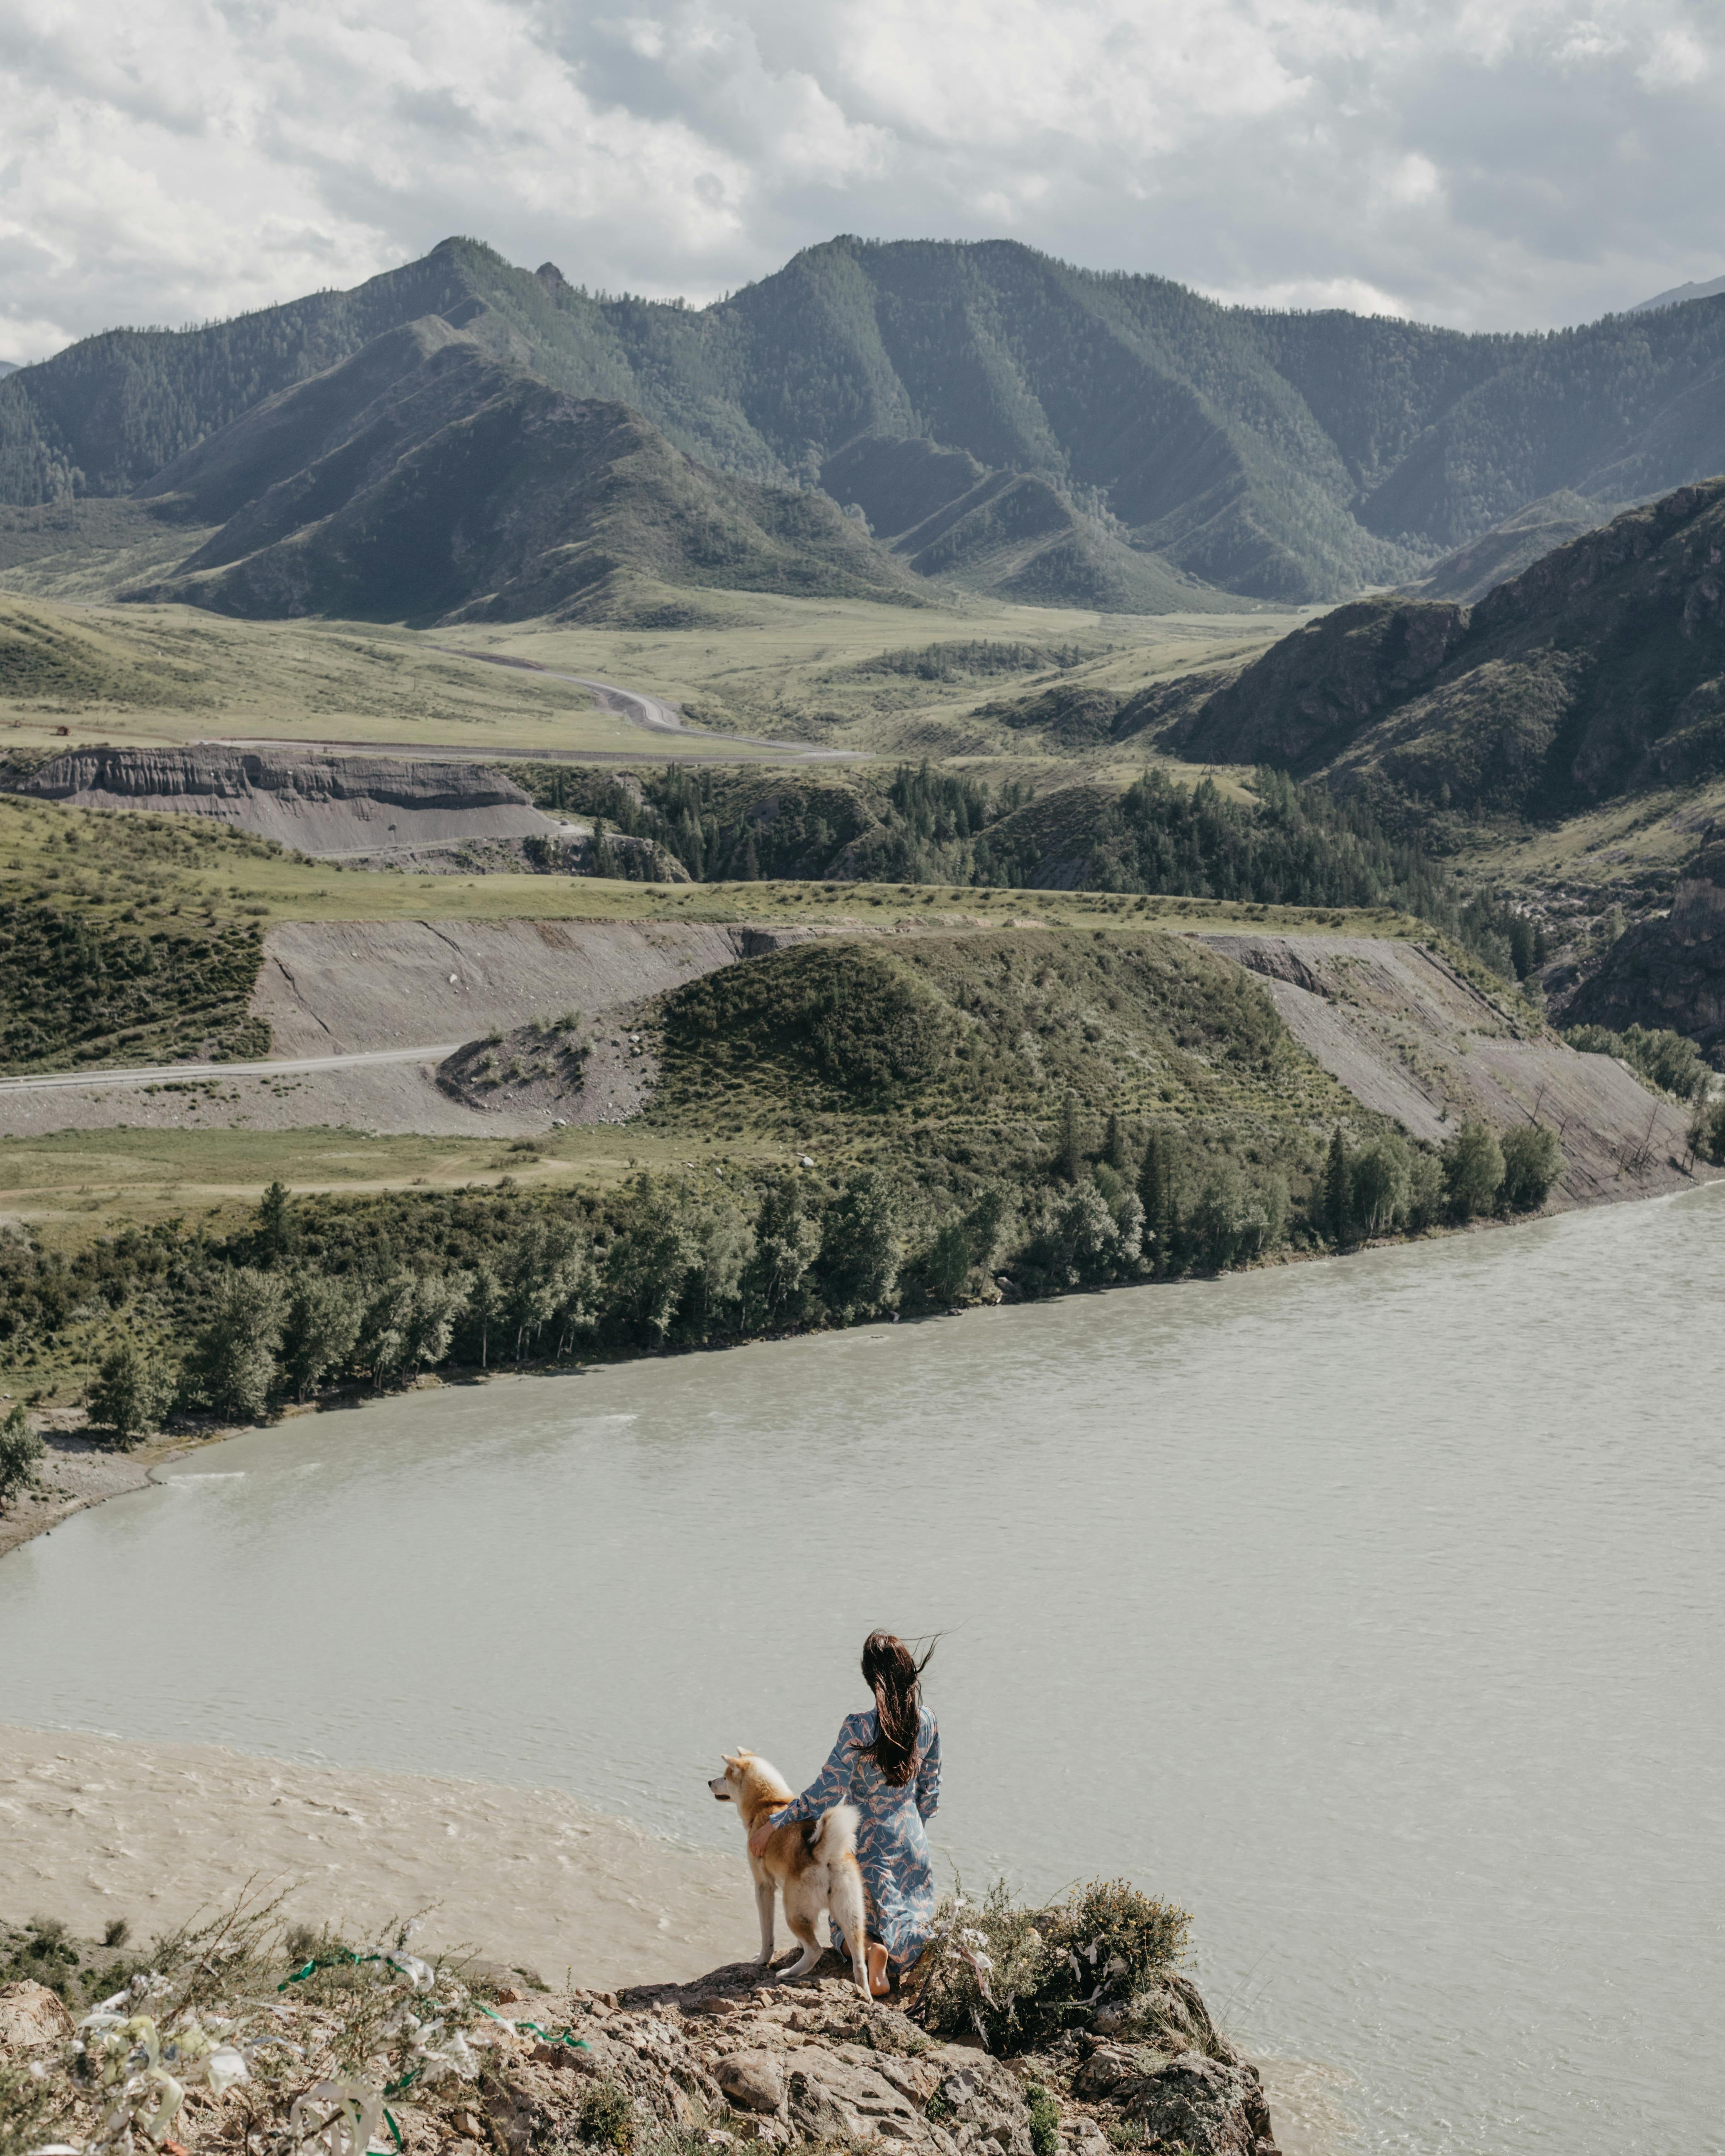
[3,235,1725,617]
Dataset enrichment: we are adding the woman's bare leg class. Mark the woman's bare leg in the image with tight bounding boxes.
[867,1942,891,1997]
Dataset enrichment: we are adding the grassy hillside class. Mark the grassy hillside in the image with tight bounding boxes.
[7,238,1725,611]
[0,787,1444,1077]
[0,803,281,1070]
[650,928,1351,1144]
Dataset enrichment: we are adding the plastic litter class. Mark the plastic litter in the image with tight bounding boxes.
[290,2078,383,2156]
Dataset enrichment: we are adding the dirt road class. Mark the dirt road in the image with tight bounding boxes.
[438,651,863,759]
[0,1044,464,1093]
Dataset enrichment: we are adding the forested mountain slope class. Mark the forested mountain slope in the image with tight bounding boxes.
[127,318,919,622]
[5,238,1725,607]
[1160,478,1725,818]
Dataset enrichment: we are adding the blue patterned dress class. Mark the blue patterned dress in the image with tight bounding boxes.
[772,1706,941,1970]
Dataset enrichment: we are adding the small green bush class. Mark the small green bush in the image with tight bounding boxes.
[1025,2084,1061,2156]
[577,2078,637,2156]
[915,1877,1191,2054]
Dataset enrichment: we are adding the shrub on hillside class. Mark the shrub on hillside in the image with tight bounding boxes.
[1564,1023,1708,1101]
[664,942,957,1101]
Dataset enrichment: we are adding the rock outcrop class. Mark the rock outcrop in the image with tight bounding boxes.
[1560,831,1725,1058]
[0,1958,1279,2156]
[6,745,559,856]
[476,1960,1279,2156]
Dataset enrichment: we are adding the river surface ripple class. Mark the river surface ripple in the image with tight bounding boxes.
[5,1185,1723,2156]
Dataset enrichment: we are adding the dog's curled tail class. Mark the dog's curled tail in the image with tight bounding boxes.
[810,1802,860,1862]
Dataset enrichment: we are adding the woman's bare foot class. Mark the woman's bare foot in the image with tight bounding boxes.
[867,1943,891,1997]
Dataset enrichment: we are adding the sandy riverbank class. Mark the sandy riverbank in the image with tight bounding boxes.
[0,1722,1348,2154]
[0,1723,743,1988]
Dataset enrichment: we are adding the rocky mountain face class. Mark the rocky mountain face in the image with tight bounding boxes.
[1161,477,1725,819]
[5,236,1725,609]
[7,744,559,854]
[1559,830,1725,1052]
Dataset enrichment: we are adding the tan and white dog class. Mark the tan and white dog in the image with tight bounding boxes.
[709,1750,870,1996]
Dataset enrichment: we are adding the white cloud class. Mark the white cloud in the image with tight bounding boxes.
[0,0,1722,362]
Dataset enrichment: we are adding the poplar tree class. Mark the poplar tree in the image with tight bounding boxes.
[1323,1127,1354,1247]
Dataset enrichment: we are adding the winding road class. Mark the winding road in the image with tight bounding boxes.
[437,651,862,759]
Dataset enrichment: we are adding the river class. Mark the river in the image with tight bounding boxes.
[4,1185,1723,2156]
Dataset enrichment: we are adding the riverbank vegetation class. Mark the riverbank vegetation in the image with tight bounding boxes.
[1,930,1567,1430]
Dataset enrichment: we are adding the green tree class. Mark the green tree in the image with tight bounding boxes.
[605,1177,705,1342]
[279,1272,366,1401]
[817,1168,902,1320]
[88,1340,175,1445]
[919,1217,974,1305]
[682,1196,753,1335]
[1499,1124,1564,1212]
[1443,1121,1505,1220]
[498,1219,589,1362]
[748,1179,822,1326]
[255,1180,298,1264]
[1322,1127,1354,1246]
[1188,1163,1266,1272]
[1136,1127,1179,1270]
[0,1402,44,1513]
[362,1270,470,1391]
[197,1268,288,1421]
[1103,1110,1131,1173]
[1350,1133,1411,1238]
[1689,1095,1725,1166]
[1405,1146,1445,1231]
[965,1183,1013,1280]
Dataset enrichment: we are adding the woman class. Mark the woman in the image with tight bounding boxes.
[751,1631,940,1997]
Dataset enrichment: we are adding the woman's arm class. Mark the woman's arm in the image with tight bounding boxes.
[748,1724,854,1855]
[916,1721,942,1821]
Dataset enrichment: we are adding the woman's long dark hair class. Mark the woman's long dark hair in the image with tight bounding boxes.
[858,1631,934,1787]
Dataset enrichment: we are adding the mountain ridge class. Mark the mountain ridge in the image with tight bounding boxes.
[1157,477,1725,821]
[6,236,1725,608]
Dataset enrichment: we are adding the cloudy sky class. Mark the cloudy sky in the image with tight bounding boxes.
[2,0,1722,364]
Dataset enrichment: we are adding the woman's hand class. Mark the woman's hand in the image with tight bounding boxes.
[748,1816,779,1860]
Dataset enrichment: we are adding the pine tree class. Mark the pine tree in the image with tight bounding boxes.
[1104,1109,1130,1172]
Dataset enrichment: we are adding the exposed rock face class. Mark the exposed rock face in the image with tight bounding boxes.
[1196,932,1706,1203]
[6,745,557,856]
[471,1962,1278,2156]
[0,1979,75,2050]
[255,919,815,1060]
[1561,832,1725,1055]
